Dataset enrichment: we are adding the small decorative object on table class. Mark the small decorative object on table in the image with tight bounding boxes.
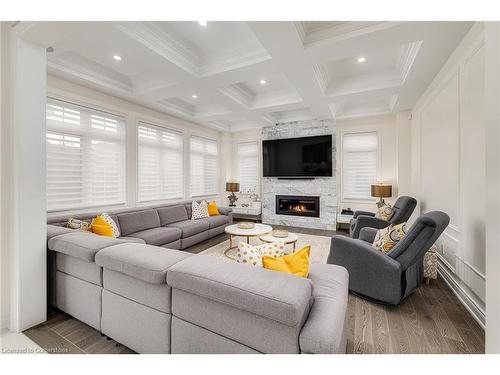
[237,221,255,229]
[226,182,240,207]
[371,183,393,208]
[272,229,289,238]
[423,244,438,284]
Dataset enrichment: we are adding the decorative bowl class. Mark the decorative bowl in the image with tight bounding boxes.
[237,222,255,229]
[272,229,289,238]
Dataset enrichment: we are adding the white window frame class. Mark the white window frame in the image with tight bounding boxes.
[236,140,260,195]
[46,97,127,212]
[136,121,184,204]
[189,135,219,198]
[339,129,380,203]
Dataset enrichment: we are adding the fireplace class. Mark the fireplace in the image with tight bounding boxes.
[275,195,320,218]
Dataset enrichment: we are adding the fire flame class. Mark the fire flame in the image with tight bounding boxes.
[291,204,308,212]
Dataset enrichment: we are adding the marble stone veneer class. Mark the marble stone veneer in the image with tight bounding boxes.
[261,120,337,231]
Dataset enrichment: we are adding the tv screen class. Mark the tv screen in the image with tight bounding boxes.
[263,135,333,177]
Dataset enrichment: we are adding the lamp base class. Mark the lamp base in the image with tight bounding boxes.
[376,198,386,208]
[227,192,238,207]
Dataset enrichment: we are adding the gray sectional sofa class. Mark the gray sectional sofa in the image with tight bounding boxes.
[46,201,350,354]
[47,200,233,249]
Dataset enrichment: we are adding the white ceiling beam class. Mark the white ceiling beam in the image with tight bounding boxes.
[247,21,334,120]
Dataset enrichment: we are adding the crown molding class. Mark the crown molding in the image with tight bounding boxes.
[252,88,303,109]
[115,22,200,77]
[312,63,330,95]
[219,83,255,108]
[48,56,132,94]
[200,42,271,77]
[157,98,195,117]
[396,40,423,83]
[298,21,405,47]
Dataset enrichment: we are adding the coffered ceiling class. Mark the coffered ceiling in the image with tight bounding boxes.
[19,21,473,132]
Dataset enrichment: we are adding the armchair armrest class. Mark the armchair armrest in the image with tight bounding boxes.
[353,210,375,219]
[327,236,403,304]
[351,215,390,239]
[359,227,378,243]
[217,206,233,224]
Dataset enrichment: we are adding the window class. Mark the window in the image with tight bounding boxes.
[237,141,259,194]
[190,136,218,197]
[342,131,378,201]
[46,98,126,211]
[137,122,183,202]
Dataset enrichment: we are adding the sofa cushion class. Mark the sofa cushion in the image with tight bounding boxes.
[299,264,349,354]
[48,231,132,262]
[47,224,76,240]
[168,219,209,238]
[117,209,160,236]
[128,227,181,246]
[167,255,313,326]
[95,243,191,284]
[118,236,146,244]
[202,215,229,229]
[157,205,189,226]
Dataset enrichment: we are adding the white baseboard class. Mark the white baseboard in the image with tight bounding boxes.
[437,258,485,329]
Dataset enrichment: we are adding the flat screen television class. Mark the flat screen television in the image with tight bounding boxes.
[262,135,333,177]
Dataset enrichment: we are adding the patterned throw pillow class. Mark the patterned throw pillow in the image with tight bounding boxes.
[372,222,407,254]
[375,203,395,221]
[236,242,287,267]
[99,213,120,237]
[66,217,91,231]
[191,200,209,220]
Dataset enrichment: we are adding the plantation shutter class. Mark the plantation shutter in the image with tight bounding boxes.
[190,136,218,197]
[46,98,126,211]
[237,141,259,193]
[137,122,183,202]
[342,132,378,201]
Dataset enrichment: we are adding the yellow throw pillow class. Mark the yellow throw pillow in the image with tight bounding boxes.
[207,201,220,216]
[91,215,114,237]
[262,245,310,278]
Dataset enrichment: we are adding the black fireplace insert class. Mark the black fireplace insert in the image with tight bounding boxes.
[275,195,320,218]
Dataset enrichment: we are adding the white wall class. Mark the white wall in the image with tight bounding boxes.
[410,22,485,326]
[1,26,48,331]
[485,21,500,354]
[336,114,399,213]
[225,128,262,206]
[0,21,7,330]
[46,75,226,216]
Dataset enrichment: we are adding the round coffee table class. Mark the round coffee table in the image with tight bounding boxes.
[260,232,298,251]
[224,223,272,259]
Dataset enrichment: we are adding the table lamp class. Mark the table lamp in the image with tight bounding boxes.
[371,183,392,208]
[226,182,240,207]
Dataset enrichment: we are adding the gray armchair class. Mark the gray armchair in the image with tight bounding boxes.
[349,196,417,238]
[328,211,449,305]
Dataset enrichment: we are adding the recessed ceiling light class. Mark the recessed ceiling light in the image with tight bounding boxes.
[192,94,198,99]
[113,55,122,61]
[260,79,267,85]
[357,57,366,63]
[198,21,207,26]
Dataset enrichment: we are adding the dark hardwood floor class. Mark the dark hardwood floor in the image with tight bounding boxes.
[23,226,484,354]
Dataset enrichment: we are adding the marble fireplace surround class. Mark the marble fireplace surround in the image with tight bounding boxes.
[261,120,337,230]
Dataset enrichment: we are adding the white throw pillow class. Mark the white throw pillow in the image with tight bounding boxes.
[100,212,121,238]
[236,242,288,267]
[191,200,209,220]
